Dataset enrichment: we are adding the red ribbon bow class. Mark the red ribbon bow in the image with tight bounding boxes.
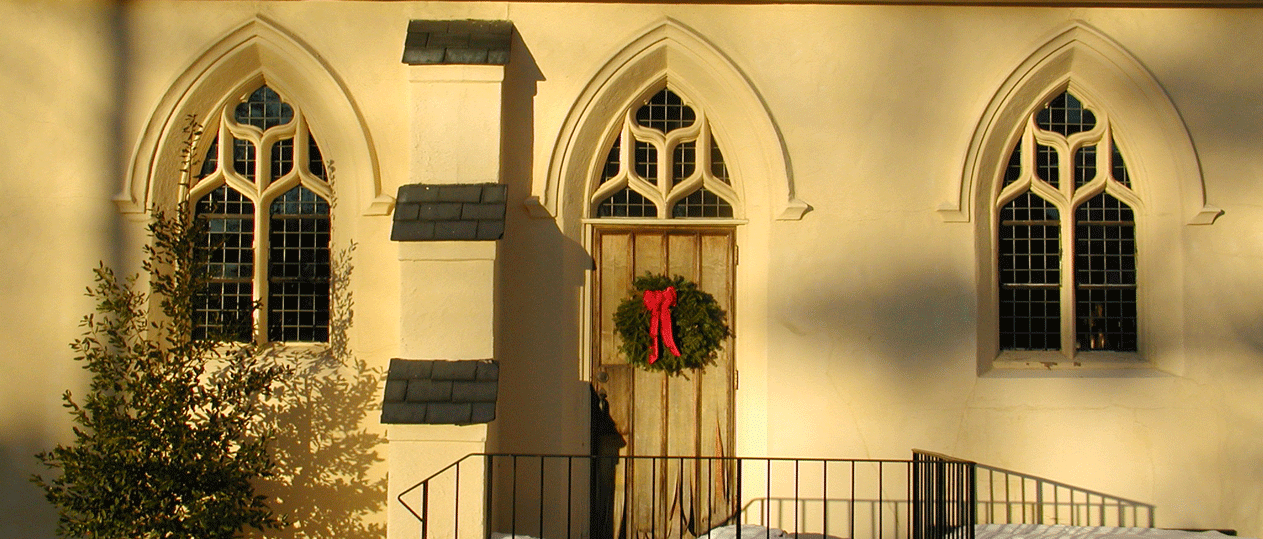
[642,286,681,364]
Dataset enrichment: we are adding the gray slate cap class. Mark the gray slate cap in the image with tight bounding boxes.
[402,20,513,65]
[381,359,499,425]
[391,183,507,242]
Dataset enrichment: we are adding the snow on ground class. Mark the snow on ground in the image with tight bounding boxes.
[491,525,795,539]
[697,525,794,539]
[976,525,1248,539]
[491,524,1251,539]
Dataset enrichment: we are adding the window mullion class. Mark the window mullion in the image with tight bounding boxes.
[256,134,273,191]
[252,196,269,345]
[653,137,668,219]
[1059,196,1076,357]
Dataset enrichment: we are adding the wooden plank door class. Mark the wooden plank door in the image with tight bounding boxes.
[590,226,737,539]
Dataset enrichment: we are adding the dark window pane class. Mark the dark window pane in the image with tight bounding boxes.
[999,287,1061,350]
[233,137,256,182]
[634,140,657,183]
[999,191,1061,350]
[1003,143,1021,187]
[672,140,696,186]
[199,137,219,180]
[234,85,294,130]
[600,138,621,185]
[1075,145,1096,188]
[1111,138,1131,188]
[672,188,733,218]
[635,88,696,133]
[194,185,255,342]
[711,138,731,185]
[267,186,330,343]
[1036,91,1096,136]
[1075,193,1137,351]
[597,188,655,218]
[1037,144,1058,188]
[271,138,293,183]
[308,134,327,181]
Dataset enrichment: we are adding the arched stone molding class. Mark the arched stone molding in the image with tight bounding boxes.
[945,20,1221,226]
[530,18,807,223]
[967,21,1215,375]
[121,16,391,217]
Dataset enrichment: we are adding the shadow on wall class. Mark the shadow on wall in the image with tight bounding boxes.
[781,258,976,402]
[247,244,388,539]
[0,8,135,533]
[491,26,596,456]
[1,438,60,537]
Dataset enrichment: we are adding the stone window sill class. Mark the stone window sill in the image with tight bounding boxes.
[986,350,1170,378]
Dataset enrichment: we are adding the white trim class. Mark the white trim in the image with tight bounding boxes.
[121,16,390,217]
[588,88,744,219]
[533,18,806,224]
[947,21,1218,226]
[407,64,505,84]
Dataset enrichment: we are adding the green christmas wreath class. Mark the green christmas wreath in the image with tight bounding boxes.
[613,273,731,375]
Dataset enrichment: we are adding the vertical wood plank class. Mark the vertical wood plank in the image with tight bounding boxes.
[598,231,632,365]
[667,232,700,457]
[629,232,666,538]
[633,232,667,279]
[666,233,702,538]
[698,231,736,527]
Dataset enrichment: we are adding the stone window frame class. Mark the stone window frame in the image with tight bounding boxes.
[994,87,1142,362]
[121,17,389,218]
[532,18,806,224]
[123,18,382,345]
[588,86,741,220]
[957,22,1221,376]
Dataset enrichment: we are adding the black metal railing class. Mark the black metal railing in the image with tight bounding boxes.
[398,451,1154,539]
[973,462,1155,528]
[912,451,975,539]
[400,454,942,539]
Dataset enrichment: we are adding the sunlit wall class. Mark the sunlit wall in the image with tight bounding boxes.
[2,2,1261,537]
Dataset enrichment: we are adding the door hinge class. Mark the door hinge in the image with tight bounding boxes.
[734,245,740,265]
[735,369,739,390]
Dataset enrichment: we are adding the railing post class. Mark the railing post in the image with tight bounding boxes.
[421,482,429,539]
[485,455,494,539]
[455,463,461,539]
[966,459,977,539]
[912,455,921,539]
[1035,479,1044,524]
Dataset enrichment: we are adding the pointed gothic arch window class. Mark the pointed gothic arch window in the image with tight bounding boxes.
[590,88,740,219]
[191,84,332,343]
[997,89,1139,354]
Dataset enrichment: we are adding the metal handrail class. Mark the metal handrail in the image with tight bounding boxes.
[400,453,965,539]
[398,451,1155,539]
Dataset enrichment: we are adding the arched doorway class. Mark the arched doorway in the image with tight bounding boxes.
[588,87,739,539]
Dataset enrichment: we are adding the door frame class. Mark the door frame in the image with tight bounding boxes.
[586,223,738,452]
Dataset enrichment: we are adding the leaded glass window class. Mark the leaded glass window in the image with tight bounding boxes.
[191,83,332,343]
[194,185,254,342]
[997,89,1138,353]
[592,88,739,219]
[999,193,1061,350]
[268,186,330,343]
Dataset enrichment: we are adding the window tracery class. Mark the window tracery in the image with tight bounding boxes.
[998,90,1138,354]
[591,88,738,219]
[191,84,331,343]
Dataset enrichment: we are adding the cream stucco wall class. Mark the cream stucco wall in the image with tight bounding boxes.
[3,2,1263,538]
